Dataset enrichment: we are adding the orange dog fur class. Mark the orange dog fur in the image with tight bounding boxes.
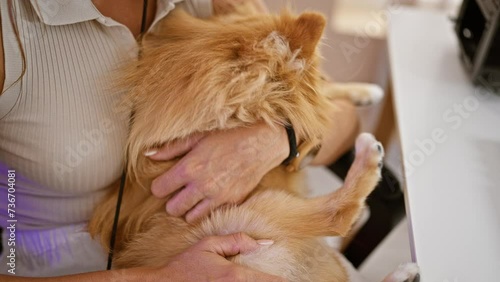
[88,7,385,281]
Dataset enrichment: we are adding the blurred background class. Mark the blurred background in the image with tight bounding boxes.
[266,0,461,134]
[264,0,463,280]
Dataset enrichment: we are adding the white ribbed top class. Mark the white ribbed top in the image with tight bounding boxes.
[0,0,212,230]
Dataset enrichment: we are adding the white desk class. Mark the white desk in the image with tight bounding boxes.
[389,8,500,282]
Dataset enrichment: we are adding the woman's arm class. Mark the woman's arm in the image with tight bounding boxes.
[147,101,359,222]
[0,267,154,282]
[148,122,289,223]
[0,233,282,282]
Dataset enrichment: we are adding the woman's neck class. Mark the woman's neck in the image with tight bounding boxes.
[92,0,157,38]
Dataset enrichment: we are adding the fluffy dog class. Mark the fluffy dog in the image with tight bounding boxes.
[89,7,417,282]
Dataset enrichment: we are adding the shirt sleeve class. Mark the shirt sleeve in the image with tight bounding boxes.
[178,0,213,18]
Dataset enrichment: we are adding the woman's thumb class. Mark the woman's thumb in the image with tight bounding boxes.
[200,232,274,257]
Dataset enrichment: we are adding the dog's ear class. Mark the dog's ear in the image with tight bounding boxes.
[286,12,326,58]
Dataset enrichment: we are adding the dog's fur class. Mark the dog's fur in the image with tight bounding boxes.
[88,7,410,282]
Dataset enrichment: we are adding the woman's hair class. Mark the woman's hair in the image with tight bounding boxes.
[1,0,27,95]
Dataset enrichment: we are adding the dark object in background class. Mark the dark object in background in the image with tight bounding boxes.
[455,0,500,92]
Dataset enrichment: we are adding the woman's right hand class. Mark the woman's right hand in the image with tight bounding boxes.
[158,232,284,281]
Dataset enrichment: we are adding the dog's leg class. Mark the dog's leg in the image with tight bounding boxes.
[319,132,384,236]
[322,82,384,106]
[382,263,420,282]
[240,133,384,238]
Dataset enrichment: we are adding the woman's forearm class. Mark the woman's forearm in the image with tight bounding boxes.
[0,267,157,282]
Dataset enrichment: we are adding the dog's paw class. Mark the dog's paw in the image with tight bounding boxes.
[355,133,384,170]
[348,83,384,106]
[383,263,420,282]
[342,133,384,200]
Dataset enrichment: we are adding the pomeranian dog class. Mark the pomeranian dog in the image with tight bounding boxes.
[89,5,418,282]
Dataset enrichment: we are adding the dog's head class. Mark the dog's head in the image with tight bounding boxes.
[123,8,331,183]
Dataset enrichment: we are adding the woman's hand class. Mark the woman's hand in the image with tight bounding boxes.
[159,233,283,281]
[147,122,289,223]
[6,233,282,281]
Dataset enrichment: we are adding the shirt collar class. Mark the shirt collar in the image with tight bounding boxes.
[30,0,101,26]
[30,0,185,27]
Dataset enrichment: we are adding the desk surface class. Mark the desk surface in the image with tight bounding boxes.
[389,8,500,281]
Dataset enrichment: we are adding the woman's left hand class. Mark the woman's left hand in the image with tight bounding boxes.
[147,122,288,223]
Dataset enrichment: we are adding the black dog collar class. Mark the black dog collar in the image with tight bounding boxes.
[282,124,299,166]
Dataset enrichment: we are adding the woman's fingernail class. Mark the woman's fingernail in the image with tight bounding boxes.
[144,150,158,157]
[257,239,274,246]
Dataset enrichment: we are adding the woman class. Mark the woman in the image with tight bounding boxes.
[0,0,358,280]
